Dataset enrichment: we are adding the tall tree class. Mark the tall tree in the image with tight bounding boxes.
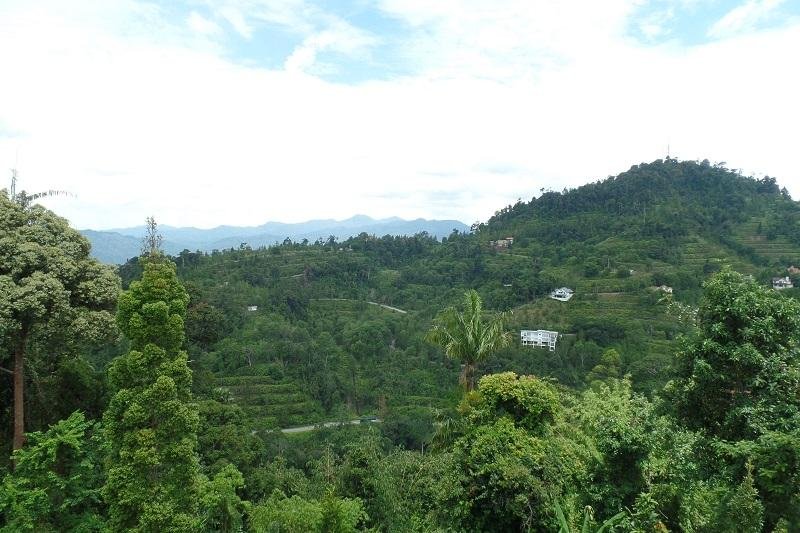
[665,268,800,441]
[141,215,163,258]
[103,253,201,531]
[0,192,118,453]
[426,289,511,392]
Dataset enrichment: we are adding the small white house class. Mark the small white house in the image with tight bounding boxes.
[489,237,514,249]
[772,277,793,290]
[521,330,559,351]
[656,285,673,294]
[247,305,259,312]
[549,287,574,301]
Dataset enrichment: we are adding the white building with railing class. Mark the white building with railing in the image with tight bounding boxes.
[521,329,559,351]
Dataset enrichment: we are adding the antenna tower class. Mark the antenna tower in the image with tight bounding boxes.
[10,168,17,197]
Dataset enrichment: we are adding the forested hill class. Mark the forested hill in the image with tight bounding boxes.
[471,158,800,302]
[102,159,800,436]
[5,158,800,531]
[482,158,798,253]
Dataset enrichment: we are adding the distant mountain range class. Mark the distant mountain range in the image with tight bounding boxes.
[81,215,470,264]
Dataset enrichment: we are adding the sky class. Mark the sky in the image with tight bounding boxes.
[1,0,799,230]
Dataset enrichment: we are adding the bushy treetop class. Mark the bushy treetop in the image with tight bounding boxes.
[116,260,189,353]
[666,268,800,440]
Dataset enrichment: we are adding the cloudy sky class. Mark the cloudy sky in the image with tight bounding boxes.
[1,0,798,230]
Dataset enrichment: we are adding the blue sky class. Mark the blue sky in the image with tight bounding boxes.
[1,0,799,229]
[112,0,800,84]
[146,0,800,81]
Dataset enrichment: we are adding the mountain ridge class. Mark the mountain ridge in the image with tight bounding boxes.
[83,215,469,264]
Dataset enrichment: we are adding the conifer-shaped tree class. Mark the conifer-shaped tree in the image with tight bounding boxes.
[103,251,201,531]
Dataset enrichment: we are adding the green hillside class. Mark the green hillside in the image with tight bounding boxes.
[6,159,800,532]
[113,159,799,429]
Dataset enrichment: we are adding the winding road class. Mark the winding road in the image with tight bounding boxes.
[312,298,407,314]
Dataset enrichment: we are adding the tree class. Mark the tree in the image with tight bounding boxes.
[664,268,800,441]
[141,216,163,258]
[662,268,800,528]
[585,348,621,386]
[0,193,118,453]
[426,289,511,391]
[442,372,587,531]
[102,256,201,531]
[0,411,106,531]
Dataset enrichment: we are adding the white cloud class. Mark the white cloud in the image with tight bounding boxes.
[188,11,222,36]
[284,20,377,73]
[212,0,316,36]
[708,0,785,38]
[218,6,254,38]
[0,0,798,230]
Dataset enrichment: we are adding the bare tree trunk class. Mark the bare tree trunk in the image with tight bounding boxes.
[461,363,476,393]
[13,328,28,453]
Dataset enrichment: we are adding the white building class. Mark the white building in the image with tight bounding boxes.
[521,329,559,351]
[549,287,574,301]
[656,285,673,294]
[772,277,793,290]
[247,305,259,311]
[489,237,514,249]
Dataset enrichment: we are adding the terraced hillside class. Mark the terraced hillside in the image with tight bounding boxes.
[216,375,324,429]
[732,217,800,265]
[165,159,800,426]
[679,236,754,274]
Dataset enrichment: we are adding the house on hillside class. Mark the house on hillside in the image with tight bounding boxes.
[772,277,793,290]
[247,305,259,312]
[656,285,673,294]
[489,237,514,250]
[549,287,574,301]
[521,329,559,351]
[788,265,800,275]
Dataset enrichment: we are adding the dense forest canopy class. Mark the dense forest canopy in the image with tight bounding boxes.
[2,159,800,531]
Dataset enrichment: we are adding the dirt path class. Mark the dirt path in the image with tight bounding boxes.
[312,298,408,314]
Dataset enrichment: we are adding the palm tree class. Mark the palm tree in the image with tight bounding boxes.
[554,501,625,533]
[426,289,511,392]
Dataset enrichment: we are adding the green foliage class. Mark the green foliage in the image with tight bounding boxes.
[554,500,625,533]
[0,411,105,532]
[248,489,366,533]
[9,160,800,532]
[249,490,324,532]
[469,371,559,432]
[585,349,621,385]
[442,373,588,532]
[115,260,190,353]
[0,193,118,451]
[715,430,800,528]
[196,399,265,477]
[103,259,201,532]
[665,268,800,440]
[199,464,249,533]
[676,468,764,533]
[575,379,650,517]
[427,289,511,391]
[380,405,435,450]
[726,466,764,533]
